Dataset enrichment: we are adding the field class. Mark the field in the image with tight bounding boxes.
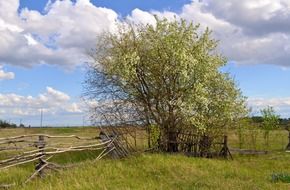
[0,127,290,190]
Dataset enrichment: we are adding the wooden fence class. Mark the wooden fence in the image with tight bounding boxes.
[228,129,290,152]
[2,127,289,187]
[100,126,233,159]
[155,131,232,159]
[0,133,118,186]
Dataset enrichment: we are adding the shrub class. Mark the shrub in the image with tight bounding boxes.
[271,173,290,183]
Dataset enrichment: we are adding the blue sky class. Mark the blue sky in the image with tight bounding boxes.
[1,0,290,126]
[19,0,192,15]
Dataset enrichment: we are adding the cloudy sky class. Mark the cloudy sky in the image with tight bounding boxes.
[1,0,290,126]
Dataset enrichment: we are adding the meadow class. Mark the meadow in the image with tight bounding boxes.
[0,127,289,190]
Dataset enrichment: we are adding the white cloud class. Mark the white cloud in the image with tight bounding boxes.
[0,87,82,117]
[66,102,83,113]
[248,97,290,107]
[1,0,290,68]
[204,0,290,36]
[194,0,290,66]
[247,97,290,117]
[0,66,15,80]
[0,0,118,68]
[46,87,70,102]
[24,33,38,46]
[127,9,157,25]
[127,0,290,67]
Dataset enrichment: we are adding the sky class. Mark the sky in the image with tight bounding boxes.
[1,0,290,126]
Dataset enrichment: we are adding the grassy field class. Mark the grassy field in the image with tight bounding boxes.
[228,129,289,151]
[0,127,290,190]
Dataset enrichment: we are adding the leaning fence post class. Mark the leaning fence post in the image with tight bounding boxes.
[134,127,137,148]
[35,135,45,177]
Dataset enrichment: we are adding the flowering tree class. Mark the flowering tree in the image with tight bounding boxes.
[85,17,246,152]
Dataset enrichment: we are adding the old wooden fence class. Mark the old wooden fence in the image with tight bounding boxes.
[0,132,127,187]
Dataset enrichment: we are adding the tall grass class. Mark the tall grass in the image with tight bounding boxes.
[230,129,288,151]
[0,153,289,190]
[0,128,290,189]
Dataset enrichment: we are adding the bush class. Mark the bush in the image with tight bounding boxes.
[149,124,161,148]
[260,106,279,148]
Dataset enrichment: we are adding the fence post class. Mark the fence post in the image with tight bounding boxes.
[35,135,45,177]
[219,135,233,159]
[223,135,228,158]
[219,135,229,158]
[286,130,290,150]
[134,127,137,148]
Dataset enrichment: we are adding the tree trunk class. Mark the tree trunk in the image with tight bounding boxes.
[167,131,179,152]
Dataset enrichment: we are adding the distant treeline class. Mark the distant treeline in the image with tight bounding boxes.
[0,117,289,129]
[248,116,290,127]
[0,120,26,128]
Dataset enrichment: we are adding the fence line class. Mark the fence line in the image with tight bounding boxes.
[0,133,121,186]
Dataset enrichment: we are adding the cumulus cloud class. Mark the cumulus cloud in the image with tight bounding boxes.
[0,0,118,68]
[127,0,290,67]
[204,0,290,36]
[1,0,290,68]
[126,9,157,25]
[191,0,290,66]
[248,97,290,108]
[0,66,15,80]
[247,97,290,117]
[0,87,82,117]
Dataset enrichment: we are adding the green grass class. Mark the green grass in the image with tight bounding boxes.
[0,128,290,189]
[228,129,288,151]
[0,153,289,190]
[0,127,99,138]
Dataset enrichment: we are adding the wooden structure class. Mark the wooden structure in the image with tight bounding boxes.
[286,129,290,151]
[98,125,146,158]
[98,125,232,159]
[157,131,232,159]
[0,133,116,185]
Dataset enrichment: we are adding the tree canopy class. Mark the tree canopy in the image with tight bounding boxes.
[260,106,280,130]
[85,17,247,151]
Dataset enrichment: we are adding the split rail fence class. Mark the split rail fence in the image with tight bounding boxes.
[0,132,125,187]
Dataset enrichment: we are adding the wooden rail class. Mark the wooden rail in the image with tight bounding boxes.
[0,133,116,186]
